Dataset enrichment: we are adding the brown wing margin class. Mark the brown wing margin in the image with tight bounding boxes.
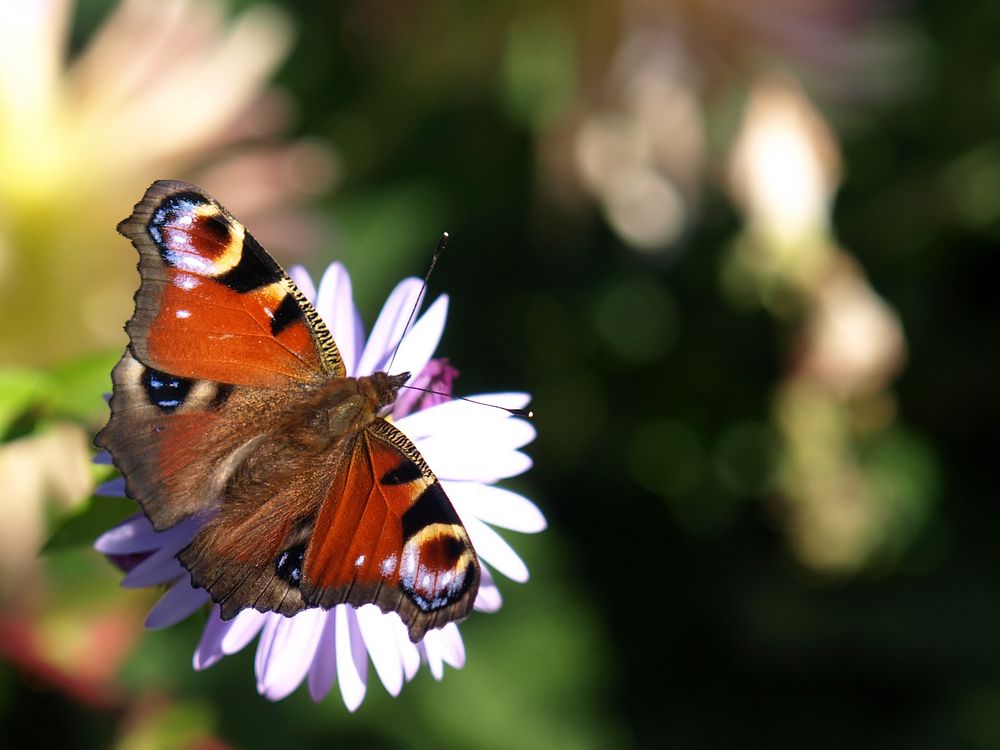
[300,419,480,642]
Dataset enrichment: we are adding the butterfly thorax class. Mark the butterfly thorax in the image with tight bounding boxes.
[287,371,409,450]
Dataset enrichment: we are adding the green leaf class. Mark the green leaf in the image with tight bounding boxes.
[47,349,119,422]
[0,368,52,439]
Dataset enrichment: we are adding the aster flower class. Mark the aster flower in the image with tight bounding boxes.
[94,263,543,708]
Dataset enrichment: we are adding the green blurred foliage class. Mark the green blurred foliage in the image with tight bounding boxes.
[3,1,1000,749]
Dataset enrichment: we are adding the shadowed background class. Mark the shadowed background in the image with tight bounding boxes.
[1,0,998,748]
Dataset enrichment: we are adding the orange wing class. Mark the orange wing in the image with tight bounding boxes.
[118,180,342,386]
[300,419,480,642]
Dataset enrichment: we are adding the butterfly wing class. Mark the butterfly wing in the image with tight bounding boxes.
[97,180,337,529]
[302,418,480,641]
[117,179,343,385]
[177,417,480,642]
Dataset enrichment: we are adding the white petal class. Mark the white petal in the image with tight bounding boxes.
[221,608,268,655]
[308,615,337,702]
[415,436,533,483]
[335,605,368,712]
[420,634,444,681]
[94,513,160,554]
[462,515,529,583]
[392,619,421,682]
[356,278,423,375]
[145,578,210,629]
[387,294,448,379]
[288,264,317,303]
[315,263,359,375]
[256,610,327,701]
[395,395,533,441]
[473,565,502,613]
[443,482,547,533]
[356,605,404,696]
[435,623,465,669]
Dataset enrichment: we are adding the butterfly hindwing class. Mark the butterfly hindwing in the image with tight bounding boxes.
[96,348,294,530]
[175,417,480,642]
[301,419,480,642]
[118,180,343,386]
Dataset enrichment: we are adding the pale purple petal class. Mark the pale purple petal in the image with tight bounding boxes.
[121,544,187,587]
[435,623,465,669]
[94,513,162,554]
[93,451,113,465]
[315,262,359,375]
[473,565,503,613]
[194,610,235,670]
[256,609,327,701]
[392,358,459,418]
[94,476,126,496]
[193,607,268,671]
[356,278,424,375]
[386,294,448,380]
[335,605,368,712]
[287,264,317,303]
[356,605,404,696]
[462,515,530,583]
[145,578,210,629]
[308,614,337,702]
[443,481,547,533]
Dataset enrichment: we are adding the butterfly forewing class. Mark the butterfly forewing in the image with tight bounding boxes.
[118,180,343,386]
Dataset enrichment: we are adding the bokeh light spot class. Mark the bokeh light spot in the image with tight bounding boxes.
[591,274,677,365]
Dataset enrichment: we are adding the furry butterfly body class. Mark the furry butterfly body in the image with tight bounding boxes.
[96,180,479,642]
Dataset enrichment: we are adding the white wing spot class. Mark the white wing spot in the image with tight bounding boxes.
[380,554,398,577]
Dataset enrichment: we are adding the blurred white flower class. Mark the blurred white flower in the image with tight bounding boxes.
[726,75,840,292]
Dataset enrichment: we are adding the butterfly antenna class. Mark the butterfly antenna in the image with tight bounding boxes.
[399,383,534,418]
[386,232,449,375]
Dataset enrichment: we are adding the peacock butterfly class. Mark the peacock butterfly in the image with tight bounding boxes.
[96,180,479,642]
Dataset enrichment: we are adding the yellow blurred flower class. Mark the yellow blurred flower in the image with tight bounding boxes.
[0,0,336,365]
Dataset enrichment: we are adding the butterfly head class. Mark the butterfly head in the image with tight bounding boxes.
[368,371,411,411]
